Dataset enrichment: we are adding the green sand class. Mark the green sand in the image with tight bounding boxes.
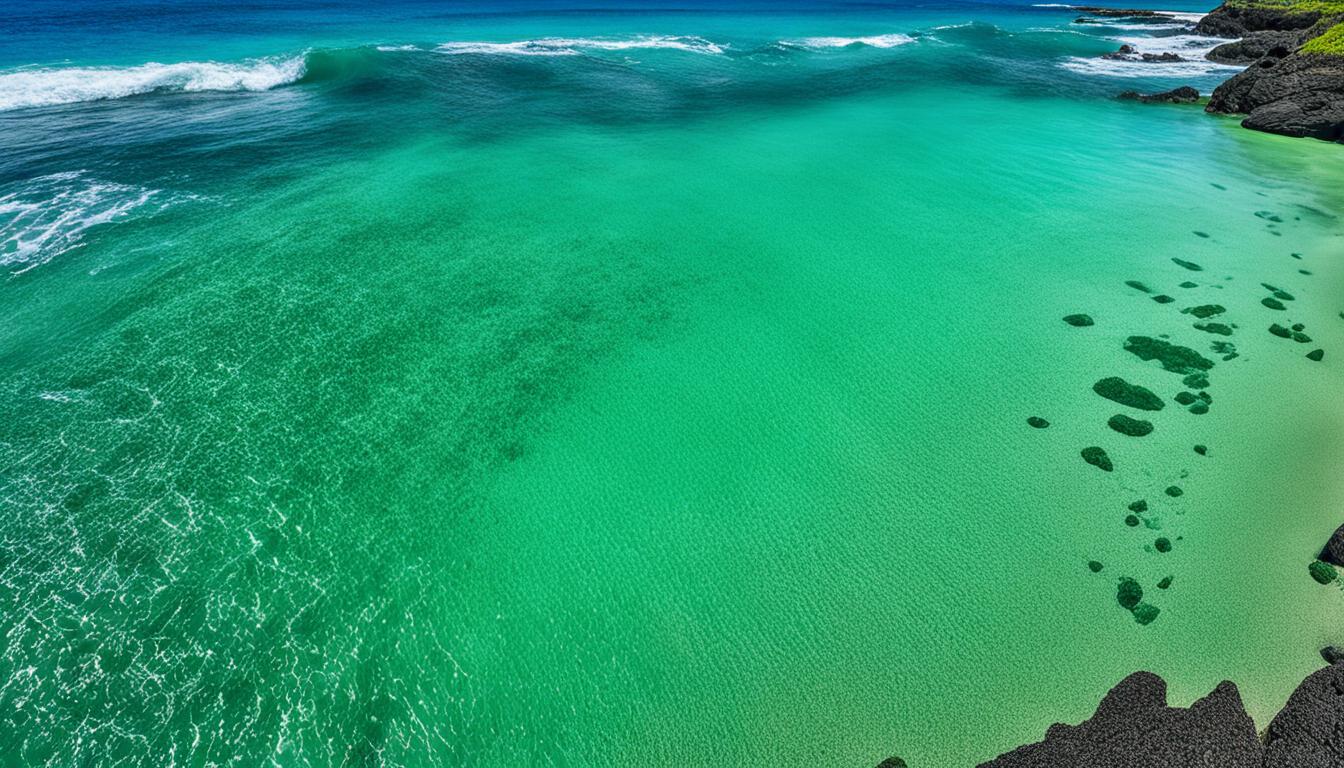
[3,79,1344,765]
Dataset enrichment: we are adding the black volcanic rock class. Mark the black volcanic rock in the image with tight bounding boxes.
[1195,3,1323,38]
[875,758,908,768]
[978,672,1263,768]
[1264,660,1344,767]
[1207,30,1307,65]
[1208,49,1344,143]
[1320,523,1344,566]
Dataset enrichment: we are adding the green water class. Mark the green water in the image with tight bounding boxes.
[3,3,1344,764]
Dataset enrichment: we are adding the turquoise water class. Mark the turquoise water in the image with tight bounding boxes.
[2,1,1343,764]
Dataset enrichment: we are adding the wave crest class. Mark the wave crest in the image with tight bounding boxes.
[0,56,306,112]
[783,34,916,50]
[436,35,726,56]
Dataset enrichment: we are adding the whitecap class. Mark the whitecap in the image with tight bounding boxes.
[1059,55,1242,77]
[0,172,173,274]
[0,56,307,112]
[436,35,725,56]
[782,34,916,49]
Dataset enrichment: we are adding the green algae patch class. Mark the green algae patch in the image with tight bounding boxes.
[1082,446,1114,472]
[1124,336,1214,375]
[1157,576,1173,590]
[1129,499,1148,513]
[1125,514,1140,527]
[1310,560,1338,585]
[1155,537,1172,553]
[1108,414,1154,437]
[1093,377,1165,411]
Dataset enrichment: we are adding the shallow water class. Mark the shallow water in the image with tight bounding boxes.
[2,1,1343,764]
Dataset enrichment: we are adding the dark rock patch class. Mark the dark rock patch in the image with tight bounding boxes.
[1307,348,1324,361]
[1263,297,1287,310]
[1028,416,1050,429]
[1093,376,1165,411]
[1193,231,1210,238]
[1155,537,1172,553]
[1194,444,1207,456]
[1126,514,1141,527]
[1089,560,1104,573]
[1153,294,1175,304]
[1082,446,1114,472]
[1172,258,1203,271]
[1129,499,1148,513]
[1183,304,1226,319]
[1319,523,1344,567]
[1063,313,1095,327]
[1157,576,1172,590]
[1124,336,1214,375]
[1165,485,1183,498]
[1108,414,1154,437]
[1195,322,1233,336]
[1125,279,1154,293]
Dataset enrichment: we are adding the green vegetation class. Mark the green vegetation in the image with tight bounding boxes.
[1301,21,1344,54]
[1309,560,1339,585]
[1226,0,1344,15]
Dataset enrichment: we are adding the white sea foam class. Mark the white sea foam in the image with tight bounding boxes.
[783,34,916,49]
[375,44,421,52]
[0,56,307,112]
[436,35,725,56]
[0,172,172,273]
[1060,55,1242,77]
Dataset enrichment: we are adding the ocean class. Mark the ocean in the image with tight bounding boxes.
[1,0,1342,764]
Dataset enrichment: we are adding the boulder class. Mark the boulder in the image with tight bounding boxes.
[1207,47,1344,143]
[977,672,1263,767]
[1117,86,1201,104]
[1207,30,1308,65]
[1195,3,1323,38]
[1319,523,1344,566]
[1264,658,1344,767]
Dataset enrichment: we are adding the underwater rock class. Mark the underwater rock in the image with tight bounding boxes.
[1189,401,1209,415]
[1129,499,1148,513]
[1195,322,1233,336]
[1157,576,1173,589]
[1155,537,1172,553]
[1175,391,1197,405]
[1182,373,1209,389]
[1165,486,1183,498]
[1125,279,1154,293]
[1131,603,1161,625]
[1263,297,1287,310]
[1171,258,1203,271]
[1126,514,1141,527]
[1183,304,1226,319]
[1117,578,1143,610]
[1153,294,1175,304]
[1320,646,1344,665]
[1194,444,1208,456]
[1293,331,1312,344]
[1089,560,1104,573]
[1193,231,1210,238]
[1093,377,1165,411]
[1180,281,1199,289]
[876,757,908,768]
[1270,323,1292,338]
[1028,416,1050,429]
[1307,349,1324,361]
[1108,414,1154,437]
[1124,336,1214,375]
[1309,560,1337,585]
[1082,446,1114,472]
[1064,314,1095,327]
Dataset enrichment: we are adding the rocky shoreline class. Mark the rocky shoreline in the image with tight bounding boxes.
[877,651,1344,767]
[1088,1,1344,141]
